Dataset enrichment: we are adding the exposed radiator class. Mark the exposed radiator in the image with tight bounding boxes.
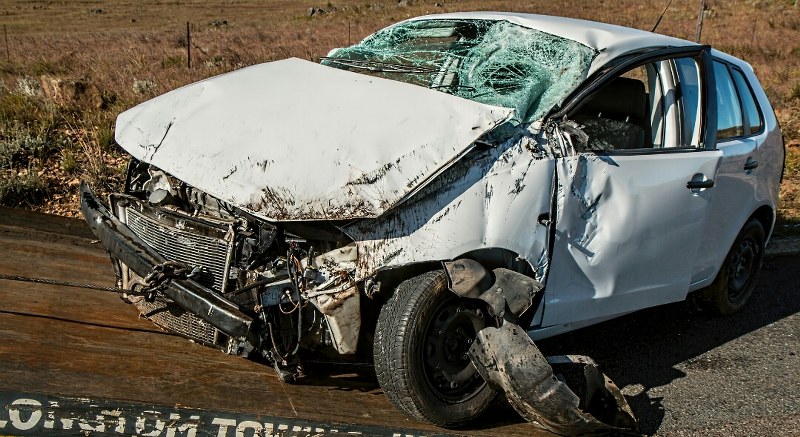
[125,206,231,293]
[136,295,220,348]
[120,203,235,349]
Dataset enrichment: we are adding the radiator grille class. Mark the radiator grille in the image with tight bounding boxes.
[137,295,220,347]
[125,207,230,292]
[121,205,233,349]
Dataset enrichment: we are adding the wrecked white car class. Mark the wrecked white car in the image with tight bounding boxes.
[81,12,784,434]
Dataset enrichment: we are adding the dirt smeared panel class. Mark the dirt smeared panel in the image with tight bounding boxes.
[115,58,515,222]
[346,131,555,282]
[346,162,395,187]
[469,323,639,436]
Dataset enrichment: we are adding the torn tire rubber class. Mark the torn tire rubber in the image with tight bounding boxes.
[700,219,765,315]
[373,270,496,427]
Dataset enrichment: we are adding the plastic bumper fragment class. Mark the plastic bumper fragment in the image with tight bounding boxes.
[468,323,639,436]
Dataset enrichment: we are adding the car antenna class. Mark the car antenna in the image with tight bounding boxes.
[651,0,674,33]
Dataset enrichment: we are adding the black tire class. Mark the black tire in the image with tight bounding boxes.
[373,270,496,427]
[701,219,765,315]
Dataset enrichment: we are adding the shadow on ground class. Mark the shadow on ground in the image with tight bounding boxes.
[533,255,800,434]
[774,214,800,237]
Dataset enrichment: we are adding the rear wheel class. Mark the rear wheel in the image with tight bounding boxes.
[701,219,765,315]
[373,270,496,427]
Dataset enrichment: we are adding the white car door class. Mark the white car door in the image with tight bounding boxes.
[539,51,724,328]
[691,60,765,287]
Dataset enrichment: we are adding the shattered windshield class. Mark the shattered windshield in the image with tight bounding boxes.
[322,19,596,125]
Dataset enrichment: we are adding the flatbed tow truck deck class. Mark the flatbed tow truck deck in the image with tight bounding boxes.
[0,207,540,436]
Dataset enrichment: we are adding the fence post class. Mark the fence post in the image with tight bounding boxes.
[4,25,9,63]
[694,0,706,43]
[186,22,191,69]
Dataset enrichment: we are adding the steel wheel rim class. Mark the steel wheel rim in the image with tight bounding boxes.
[727,235,758,303]
[421,296,487,403]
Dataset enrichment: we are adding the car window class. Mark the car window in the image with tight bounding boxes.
[674,58,702,147]
[570,65,653,151]
[570,56,704,152]
[713,61,744,141]
[322,19,597,126]
[730,67,764,135]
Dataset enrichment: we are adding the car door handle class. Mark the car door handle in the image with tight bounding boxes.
[687,179,714,189]
[744,157,759,171]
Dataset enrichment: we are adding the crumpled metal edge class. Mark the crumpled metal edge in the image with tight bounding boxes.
[468,322,640,436]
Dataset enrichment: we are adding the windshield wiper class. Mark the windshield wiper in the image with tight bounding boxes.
[429,84,476,92]
[320,57,439,74]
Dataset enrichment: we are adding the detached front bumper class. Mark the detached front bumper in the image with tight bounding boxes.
[79,182,253,339]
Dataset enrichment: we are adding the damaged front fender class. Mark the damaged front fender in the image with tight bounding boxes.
[305,244,361,354]
[468,323,639,436]
[443,258,543,319]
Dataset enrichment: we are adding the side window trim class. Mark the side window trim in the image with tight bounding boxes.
[671,57,704,148]
[701,49,717,149]
[658,59,681,148]
[712,59,746,143]
[712,58,764,143]
[729,65,765,137]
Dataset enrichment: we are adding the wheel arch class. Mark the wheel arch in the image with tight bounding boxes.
[370,247,533,303]
[751,204,775,241]
[704,204,772,289]
[361,248,537,351]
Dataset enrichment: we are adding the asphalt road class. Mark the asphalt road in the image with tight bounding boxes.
[0,206,797,436]
[536,255,800,436]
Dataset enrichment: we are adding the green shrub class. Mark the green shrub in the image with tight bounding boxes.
[786,144,800,178]
[161,54,185,68]
[0,172,48,207]
[790,81,800,101]
[0,130,51,169]
[94,121,115,151]
[61,149,79,175]
[0,93,42,126]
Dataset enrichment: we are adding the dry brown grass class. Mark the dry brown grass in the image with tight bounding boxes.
[0,0,799,223]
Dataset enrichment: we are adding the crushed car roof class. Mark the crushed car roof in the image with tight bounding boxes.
[407,12,699,74]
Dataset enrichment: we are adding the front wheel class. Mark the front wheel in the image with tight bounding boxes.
[700,219,765,315]
[373,270,496,427]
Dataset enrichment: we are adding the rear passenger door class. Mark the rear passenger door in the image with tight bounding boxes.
[691,60,766,286]
[541,49,724,328]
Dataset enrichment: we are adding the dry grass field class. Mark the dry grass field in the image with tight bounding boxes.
[0,0,799,230]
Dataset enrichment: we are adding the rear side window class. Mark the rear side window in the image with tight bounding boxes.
[675,58,702,147]
[713,61,744,140]
[730,67,764,135]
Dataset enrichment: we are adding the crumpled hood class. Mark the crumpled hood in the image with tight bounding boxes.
[115,58,514,221]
